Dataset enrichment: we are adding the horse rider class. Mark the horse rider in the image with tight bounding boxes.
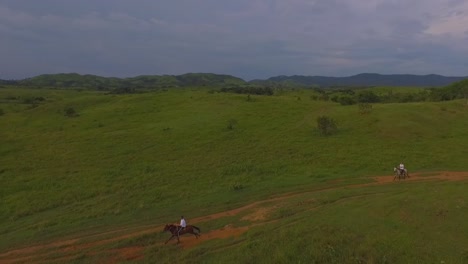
[178,216,186,236]
[399,162,405,174]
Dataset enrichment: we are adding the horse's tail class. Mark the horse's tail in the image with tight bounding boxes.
[192,225,201,233]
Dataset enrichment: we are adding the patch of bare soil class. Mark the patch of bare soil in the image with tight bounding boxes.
[1,171,466,263]
[241,207,273,222]
[179,225,249,249]
[372,171,468,184]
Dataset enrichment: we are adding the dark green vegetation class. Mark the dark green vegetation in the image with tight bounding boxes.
[1,83,467,263]
[316,115,338,136]
[2,73,246,90]
[311,81,468,105]
[2,72,467,90]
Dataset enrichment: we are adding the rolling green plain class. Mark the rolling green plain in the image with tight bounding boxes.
[0,86,467,263]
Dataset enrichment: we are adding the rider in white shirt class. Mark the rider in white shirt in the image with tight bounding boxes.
[178,216,186,236]
[399,163,407,175]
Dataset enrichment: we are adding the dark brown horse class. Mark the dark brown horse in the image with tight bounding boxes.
[163,224,201,244]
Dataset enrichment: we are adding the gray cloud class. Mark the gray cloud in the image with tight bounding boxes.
[1,0,467,80]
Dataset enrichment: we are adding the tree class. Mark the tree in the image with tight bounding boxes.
[316,116,337,136]
[338,96,356,105]
[227,119,238,130]
[357,91,380,103]
[462,85,468,105]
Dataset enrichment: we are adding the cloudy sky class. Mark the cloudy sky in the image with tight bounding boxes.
[1,0,468,80]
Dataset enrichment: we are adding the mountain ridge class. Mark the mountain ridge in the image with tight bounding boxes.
[260,73,467,87]
[1,72,467,88]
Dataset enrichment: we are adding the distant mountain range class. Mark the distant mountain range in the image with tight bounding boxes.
[1,73,467,89]
[254,73,468,87]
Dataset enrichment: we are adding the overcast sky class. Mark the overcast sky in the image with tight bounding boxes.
[1,0,468,80]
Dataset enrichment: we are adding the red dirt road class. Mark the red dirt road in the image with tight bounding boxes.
[1,171,466,263]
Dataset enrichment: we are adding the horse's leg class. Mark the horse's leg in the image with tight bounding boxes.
[165,235,175,244]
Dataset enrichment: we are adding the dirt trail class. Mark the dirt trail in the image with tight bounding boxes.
[1,171,466,263]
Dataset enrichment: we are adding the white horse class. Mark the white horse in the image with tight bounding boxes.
[393,167,408,181]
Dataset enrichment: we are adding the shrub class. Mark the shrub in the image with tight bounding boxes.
[338,96,356,105]
[358,103,373,114]
[220,86,274,96]
[231,182,244,191]
[317,115,338,136]
[227,119,238,130]
[357,91,380,103]
[0,108,4,116]
[110,87,137,94]
[23,98,35,104]
[319,94,330,101]
[64,107,78,117]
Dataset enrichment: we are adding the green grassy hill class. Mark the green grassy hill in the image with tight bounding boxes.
[14,73,246,90]
[0,87,467,262]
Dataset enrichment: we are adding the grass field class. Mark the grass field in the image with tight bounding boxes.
[0,87,467,263]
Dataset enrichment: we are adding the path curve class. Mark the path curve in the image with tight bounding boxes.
[1,171,466,263]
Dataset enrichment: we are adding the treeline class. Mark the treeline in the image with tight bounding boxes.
[0,80,18,85]
[219,86,275,95]
[312,80,468,105]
